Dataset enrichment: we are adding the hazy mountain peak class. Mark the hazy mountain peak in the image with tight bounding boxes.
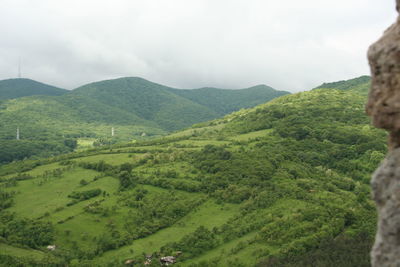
[0,78,67,100]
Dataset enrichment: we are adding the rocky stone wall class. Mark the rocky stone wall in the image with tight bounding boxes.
[366,1,400,265]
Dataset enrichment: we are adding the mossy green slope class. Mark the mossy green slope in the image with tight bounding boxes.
[0,76,383,266]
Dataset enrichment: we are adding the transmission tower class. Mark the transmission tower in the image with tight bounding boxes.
[18,58,21,78]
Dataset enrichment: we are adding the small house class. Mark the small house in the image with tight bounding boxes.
[160,256,176,265]
[46,245,56,251]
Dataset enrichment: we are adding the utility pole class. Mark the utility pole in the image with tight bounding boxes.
[111,127,115,137]
[16,127,20,140]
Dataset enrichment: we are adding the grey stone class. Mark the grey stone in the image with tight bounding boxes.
[371,148,400,266]
[367,1,400,266]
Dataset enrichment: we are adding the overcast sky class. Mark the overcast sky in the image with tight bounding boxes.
[0,0,397,92]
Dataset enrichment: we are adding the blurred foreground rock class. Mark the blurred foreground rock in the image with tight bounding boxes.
[367,1,400,266]
[371,148,400,266]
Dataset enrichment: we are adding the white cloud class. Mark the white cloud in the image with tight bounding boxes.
[0,0,396,91]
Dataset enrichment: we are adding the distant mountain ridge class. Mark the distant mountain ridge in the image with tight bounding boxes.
[0,78,68,100]
[168,84,288,115]
[0,76,288,163]
[70,77,219,131]
[70,77,290,131]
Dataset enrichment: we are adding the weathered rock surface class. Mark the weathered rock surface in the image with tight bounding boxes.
[366,16,400,149]
[371,148,400,266]
[367,1,400,266]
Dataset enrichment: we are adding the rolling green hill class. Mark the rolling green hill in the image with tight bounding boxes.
[0,77,384,266]
[0,78,68,100]
[71,77,290,131]
[71,77,219,131]
[0,77,287,163]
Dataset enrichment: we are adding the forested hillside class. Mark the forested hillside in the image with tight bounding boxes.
[314,75,371,95]
[0,77,384,266]
[71,77,289,131]
[0,77,286,164]
[0,78,68,100]
[70,77,219,131]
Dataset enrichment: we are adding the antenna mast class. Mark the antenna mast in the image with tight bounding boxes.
[18,58,21,78]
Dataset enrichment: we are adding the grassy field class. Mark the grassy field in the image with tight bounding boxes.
[77,138,96,149]
[0,145,275,266]
[228,129,273,141]
[183,231,262,266]
[73,153,135,165]
[0,243,46,260]
[97,200,239,264]
[6,168,107,218]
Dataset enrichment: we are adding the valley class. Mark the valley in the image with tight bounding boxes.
[0,76,384,266]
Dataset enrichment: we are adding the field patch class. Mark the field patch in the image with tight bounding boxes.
[0,243,46,260]
[96,200,239,264]
[73,153,134,165]
[6,168,116,218]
